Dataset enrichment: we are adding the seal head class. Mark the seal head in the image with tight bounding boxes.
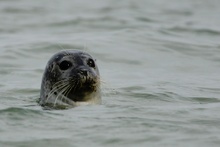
[40,50,101,108]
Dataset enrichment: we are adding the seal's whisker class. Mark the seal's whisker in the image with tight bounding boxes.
[61,95,74,105]
[59,79,77,103]
[49,81,69,95]
[46,81,70,104]
[56,43,65,51]
[47,78,78,106]
[59,80,79,105]
[53,84,70,107]
[60,84,73,104]
[66,79,78,97]
[66,80,76,95]
[53,78,72,87]
[53,80,76,106]
[73,80,80,93]
[53,78,78,106]
[100,79,106,84]
[53,78,71,87]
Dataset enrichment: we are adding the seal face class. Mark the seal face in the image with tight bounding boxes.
[40,50,101,108]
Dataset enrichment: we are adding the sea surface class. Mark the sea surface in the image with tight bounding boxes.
[1,0,220,147]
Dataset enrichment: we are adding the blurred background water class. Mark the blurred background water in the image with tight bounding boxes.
[0,0,220,147]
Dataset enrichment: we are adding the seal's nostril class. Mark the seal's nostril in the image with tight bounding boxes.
[78,69,88,76]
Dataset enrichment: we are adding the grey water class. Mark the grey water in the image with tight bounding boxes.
[1,0,220,146]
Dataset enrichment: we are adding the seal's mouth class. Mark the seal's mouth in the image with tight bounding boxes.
[66,76,98,102]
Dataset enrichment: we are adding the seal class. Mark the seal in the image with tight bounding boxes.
[39,49,101,108]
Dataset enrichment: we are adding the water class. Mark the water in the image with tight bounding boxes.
[1,0,220,146]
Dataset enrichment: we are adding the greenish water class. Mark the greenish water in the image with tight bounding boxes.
[1,0,220,147]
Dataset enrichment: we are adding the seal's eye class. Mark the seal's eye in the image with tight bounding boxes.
[87,59,95,68]
[59,60,72,70]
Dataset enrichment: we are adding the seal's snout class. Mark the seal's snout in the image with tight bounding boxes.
[77,69,88,76]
